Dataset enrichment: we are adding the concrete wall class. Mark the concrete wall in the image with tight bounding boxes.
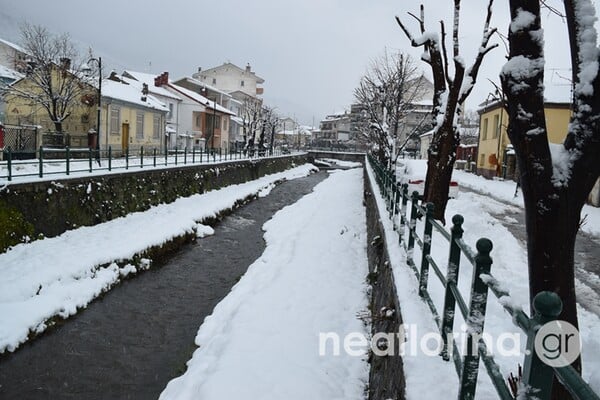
[307,150,365,164]
[0,155,308,253]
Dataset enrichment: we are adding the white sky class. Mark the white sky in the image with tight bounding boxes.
[0,0,597,124]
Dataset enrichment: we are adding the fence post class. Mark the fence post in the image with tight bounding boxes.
[407,191,420,254]
[440,214,464,361]
[522,291,563,400]
[7,147,12,181]
[184,146,187,164]
[153,148,157,167]
[419,203,435,297]
[125,147,129,169]
[89,147,93,172]
[165,149,168,166]
[175,149,178,165]
[108,146,112,171]
[140,146,144,168]
[458,238,493,400]
[192,147,196,164]
[399,183,409,244]
[66,147,71,175]
[38,146,44,178]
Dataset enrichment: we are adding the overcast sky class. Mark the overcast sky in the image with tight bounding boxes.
[0,0,597,125]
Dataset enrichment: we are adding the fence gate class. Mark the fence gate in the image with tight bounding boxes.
[3,125,38,159]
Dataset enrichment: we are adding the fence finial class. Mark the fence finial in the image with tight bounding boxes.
[533,291,562,320]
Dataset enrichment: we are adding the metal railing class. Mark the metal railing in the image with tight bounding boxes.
[368,154,599,400]
[0,145,287,182]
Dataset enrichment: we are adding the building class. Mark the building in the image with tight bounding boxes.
[100,73,169,154]
[192,62,264,99]
[3,62,98,148]
[121,70,183,150]
[316,111,351,144]
[0,38,28,74]
[156,73,236,150]
[476,99,571,179]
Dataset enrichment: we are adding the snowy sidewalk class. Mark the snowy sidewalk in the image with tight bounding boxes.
[0,164,316,354]
[159,168,369,400]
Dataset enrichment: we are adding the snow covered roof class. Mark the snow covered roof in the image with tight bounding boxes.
[122,70,182,101]
[102,79,169,112]
[174,76,231,98]
[0,64,23,81]
[167,83,235,116]
[0,38,26,54]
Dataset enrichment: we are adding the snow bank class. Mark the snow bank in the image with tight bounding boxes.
[0,164,317,354]
[159,168,369,400]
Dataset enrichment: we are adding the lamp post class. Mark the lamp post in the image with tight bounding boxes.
[87,57,102,166]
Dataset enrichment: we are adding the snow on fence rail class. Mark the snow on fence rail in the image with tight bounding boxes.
[0,145,287,182]
[368,154,599,400]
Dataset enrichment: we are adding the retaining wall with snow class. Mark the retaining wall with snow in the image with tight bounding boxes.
[0,155,308,252]
[364,169,405,399]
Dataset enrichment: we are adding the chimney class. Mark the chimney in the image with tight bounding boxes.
[154,72,169,87]
[246,63,251,73]
[141,83,148,102]
[59,57,71,70]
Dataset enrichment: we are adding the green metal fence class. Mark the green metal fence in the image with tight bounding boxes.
[0,145,285,182]
[368,154,599,400]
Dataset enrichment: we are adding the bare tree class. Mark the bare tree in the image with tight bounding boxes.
[354,51,431,165]
[2,24,91,133]
[396,1,498,221]
[260,105,279,155]
[500,1,600,397]
[240,96,263,154]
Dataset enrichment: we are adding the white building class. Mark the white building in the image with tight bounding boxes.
[0,38,28,74]
[192,62,264,99]
[153,72,236,150]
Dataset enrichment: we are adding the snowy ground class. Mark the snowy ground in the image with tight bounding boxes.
[0,164,317,354]
[159,168,369,400]
[3,155,599,398]
[381,159,600,398]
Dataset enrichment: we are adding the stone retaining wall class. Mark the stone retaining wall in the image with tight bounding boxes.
[0,155,308,252]
[364,169,406,400]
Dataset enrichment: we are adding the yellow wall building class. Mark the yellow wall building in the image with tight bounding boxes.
[4,64,98,148]
[476,101,571,179]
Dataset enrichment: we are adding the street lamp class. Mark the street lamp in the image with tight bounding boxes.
[86,57,102,165]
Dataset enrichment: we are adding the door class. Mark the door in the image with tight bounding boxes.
[121,123,129,151]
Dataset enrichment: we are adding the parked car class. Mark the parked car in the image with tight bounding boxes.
[396,159,459,198]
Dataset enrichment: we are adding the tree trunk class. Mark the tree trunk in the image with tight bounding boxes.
[423,124,457,223]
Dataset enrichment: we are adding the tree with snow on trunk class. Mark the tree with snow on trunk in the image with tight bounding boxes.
[396,1,498,222]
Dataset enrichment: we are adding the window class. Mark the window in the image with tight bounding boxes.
[153,114,160,139]
[168,103,174,119]
[482,118,488,140]
[81,114,90,124]
[136,112,144,138]
[222,118,228,131]
[195,114,202,129]
[240,80,245,87]
[212,78,217,85]
[110,105,120,135]
[480,153,486,167]
[493,114,500,139]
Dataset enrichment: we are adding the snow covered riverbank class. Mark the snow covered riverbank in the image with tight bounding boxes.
[0,164,317,354]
